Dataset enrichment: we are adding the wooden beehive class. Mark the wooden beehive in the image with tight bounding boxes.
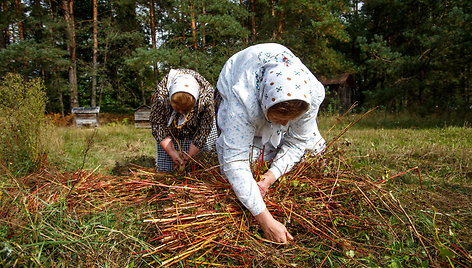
[71,107,100,127]
[134,105,151,128]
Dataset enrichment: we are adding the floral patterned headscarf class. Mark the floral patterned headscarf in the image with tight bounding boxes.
[259,62,311,118]
[257,60,312,147]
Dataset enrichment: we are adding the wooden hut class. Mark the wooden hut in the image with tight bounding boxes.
[134,105,151,128]
[319,73,357,111]
[71,107,100,127]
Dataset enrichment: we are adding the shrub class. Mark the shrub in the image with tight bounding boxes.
[0,73,47,175]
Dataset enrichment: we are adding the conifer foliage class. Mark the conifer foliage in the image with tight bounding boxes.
[0,0,470,116]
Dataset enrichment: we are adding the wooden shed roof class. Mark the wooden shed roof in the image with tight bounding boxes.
[319,73,357,89]
[71,107,100,114]
[134,105,151,111]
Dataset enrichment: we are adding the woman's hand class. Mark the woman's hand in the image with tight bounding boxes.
[255,209,294,244]
[160,137,184,168]
[257,170,276,197]
[169,151,184,167]
[181,143,200,164]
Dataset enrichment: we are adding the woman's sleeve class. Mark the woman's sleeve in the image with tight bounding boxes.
[150,76,171,142]
[218,102,266,216]
[191,89,215,149]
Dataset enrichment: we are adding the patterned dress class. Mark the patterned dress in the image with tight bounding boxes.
[216,43,326,216]
[150,69,216,171]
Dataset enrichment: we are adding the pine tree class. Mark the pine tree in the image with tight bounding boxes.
[62,0,79,109]
[357,0,472,115]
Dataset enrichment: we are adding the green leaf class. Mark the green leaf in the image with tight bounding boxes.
[438,244,455,259]
[387,260,402,268]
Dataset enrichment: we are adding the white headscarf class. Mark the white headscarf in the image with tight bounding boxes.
[166,69,200,127]
[258,62,311,147]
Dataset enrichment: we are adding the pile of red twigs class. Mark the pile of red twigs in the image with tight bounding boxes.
[129,147,430,267]
[1,167,167,217]
[2,140,471,266]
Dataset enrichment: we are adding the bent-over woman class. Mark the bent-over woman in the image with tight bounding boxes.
[150,68,217,172]
[216,43,326,243]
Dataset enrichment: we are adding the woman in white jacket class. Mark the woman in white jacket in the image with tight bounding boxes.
[216,43,326,243]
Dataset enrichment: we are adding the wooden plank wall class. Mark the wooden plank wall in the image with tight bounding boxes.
[134,106,151,128]
[72,107,100,127]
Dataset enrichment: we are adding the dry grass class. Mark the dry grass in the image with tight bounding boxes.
[1,148,470,266]
[1,111,471,267]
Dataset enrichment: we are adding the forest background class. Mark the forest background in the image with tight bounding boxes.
[0,0,471,117]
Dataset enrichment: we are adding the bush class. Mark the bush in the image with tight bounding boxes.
[0,73,47,175]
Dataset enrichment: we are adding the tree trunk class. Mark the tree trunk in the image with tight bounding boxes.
[47,0,53,17]
[98,2,113,108]
[271,0,276,39]
[91,0,98,107]
[276,0,285,40]
[62,0,79,110]
[14,0,23,40]
[250,0,256,42]
[466,65,471,109]
[0,2,5,49]
[201,3,206,47]
[0,30,4,49]
[2,1,10,47]
[190,0,197,50]
[149,0,158,79]
[141,81,145,106]
[240,0,247,43]
[59,90,65,117]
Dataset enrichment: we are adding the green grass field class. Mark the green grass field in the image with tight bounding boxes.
[1,112,471,267]
[47,113,472,180]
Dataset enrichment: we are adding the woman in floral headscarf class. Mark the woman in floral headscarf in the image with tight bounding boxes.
[216,43,326,243]
[150,69,217,172]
